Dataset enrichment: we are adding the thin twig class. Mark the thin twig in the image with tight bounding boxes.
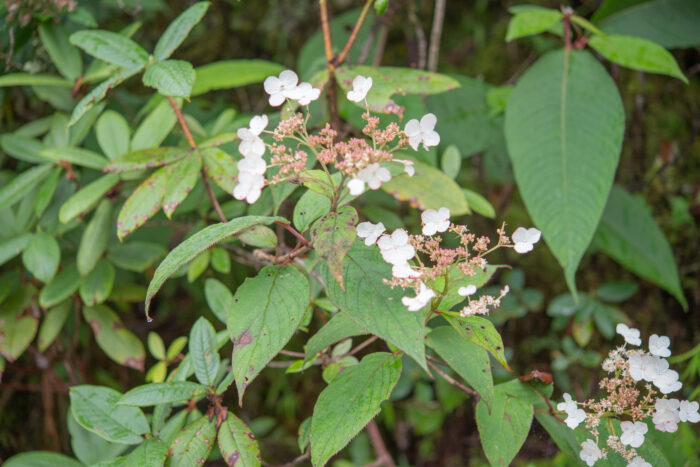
[202,168,227,222]
[365,419,395,467]
[407,1,427,69]
[344,336,378,357]
[279,349,306,358]
[427,360,478,396]
[319,0,340,129]
[427,0,446,72]
[167,96,196,149]
[275,220,309,246]
[336,0,374,66]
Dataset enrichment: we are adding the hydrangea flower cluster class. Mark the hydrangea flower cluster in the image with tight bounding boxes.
[232,69,438,204]
[357,210,541,313]
[556,326,698,466]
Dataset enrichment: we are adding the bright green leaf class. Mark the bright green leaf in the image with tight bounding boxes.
[70,30,148,69]
[39,23,83,80]
[506,8,563,41]
[59,173,120,224]
[0,164,53,210]
[38,300,71,352]
[311,206,358,287]
[39,263,82,308]
[79,259,115,306]
[204,278,233,324]
[96,110,131,160]
[143,59,196,98]
[22,232,60,283]
[192,59,285,96]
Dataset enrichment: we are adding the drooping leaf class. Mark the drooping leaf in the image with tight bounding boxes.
[130,98,180,151]
[69,68,141,126]
[70,30,148,69]
[39,23,83,80]
[202,147,238,193]
[168,416,217,466]
[304,312,368,363]
[69,385,150,444]
[0,164,53,210]
[504,49,624,294]
[310,353,401,467]
[0,314,38,362]
[77,200,112,276]
[593,185,687,309]
[117,166,170,240]
[444,315,510,371]
[427,326,494,407]
[145,216,285,313]
[119,382,207,406]
[192,59,285,95]
[588,34,687,82]
[228,266,309,402]
[204,278,233,324]
[153,2,210,60]
[22,232,60,283]
[59,173,120,224]
[96,110,131,160]
[163,153,201,218]
[79,259,115,306]
[381,161,470,215]
[506,7,563,41]
[310,206,358,287]
[108,241,167,272]
[320,241,427,369]
[143,59,196,98]
[39,263,82,308]
[189,317,220,386]
[218,413,262,467]
[83,305,145,370]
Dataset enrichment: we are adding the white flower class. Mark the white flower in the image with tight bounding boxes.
[392,261,419,279]
[653,368,682,394]
[421,207,450,236]
[401,281,436,312]
[233,171,265,204]
[237,115,268,157]
[653,398,680,432]
[404,113,440,151]
[556,393,577,413]
[511,227,541,254]
[347,75,372,102]
[679,400,700,423]
[359,163,392,190]
[620,421,647,448]
[237,155,267,175]
[356,221,385,246]
[263,70,302,106]
[296,82,321,105]
[377,229,415,265]
[556,393,585,429]
[628,354,668,382]
[649,334,671,357]
[458,285,477,297]
[579,439,603,466]
[628,457,652,467]
[616,323,642,346]
[347,177,365,195]
[395,159,415,176]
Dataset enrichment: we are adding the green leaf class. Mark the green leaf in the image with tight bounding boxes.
[427,326,494,407]
[0,134,51,163]
[39,263,82,308]
[534,412,580,461]
[67,409,128,465]
[40,146,108,170]
[589,34,687,82]
[444,315,510,371]
[504,49,624,294]
[100,438,169,467]
[39,23,83,80]
[105,147,189,173]
[293,188,331,232]
[79,259,115,306]
[3,452,83,467]
[77,200,112,276]
[163,153,201,218]
[143,59,196,98]
[218,413,262,467]
[0,164,53,210]
[70,385,150,444]
[70,30,148,69]
[168,416,217,466]
[96,110,131,160]
[34,166,62,217]
[119,382,207,406]
[304,312,368,363]
[69,68,141,126]
[117,166,169,240]
[506,7,563,41]
[596,281,639,303]
[462,188,495,218]
[381,161,470,215]
[83,305,145,370]
[204,278,233,324]
[435,264,499,310]
[440,145,461,179]
[145,216,285,313]
[130,98,180,151]
[475,388,533,467]
[192,59,285,95]
[310,353,401,467]
[335,65,459,115]
[153,2,210,60]
[228,266,309,402]
[0,73,72,88]
[108,241,167,272]
[38,300,71,351]
[0,314,38,362]
[311,206,358,287]
[59,173,120,224]
[320,241,427,369]
[0,233,33,267]
[148,331,166,360]
[189,317,220,386]
[202,147,238,193]
[594,185,687,309]
[210,247,231,274]
[22,232,60,283]
[594,0,700,49]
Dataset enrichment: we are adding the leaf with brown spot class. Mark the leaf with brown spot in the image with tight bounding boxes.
[444,315,510,371]
[163,153,202,218]
[105,147,189,173]
[218,413,261,467]
[168,416,217,467]
[310,206,358,288]
[82,304,145,370]
[202,147,238,193]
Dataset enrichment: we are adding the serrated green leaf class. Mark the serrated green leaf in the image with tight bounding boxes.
[38,300,71,352]
[119,381,207,406]
[79,259,115,306]
[39,23,83,80]
[77,200,112,276]
[117,166,169,240]
[228,266,309,402]
[0,164,53,210]
[96,110,131,160]
[594,185,687,309]
[310,353,401,467]
[504,49,624,294]
[107,241,167,272]
[59,173,120,224]
[39,263,82,308]
[83,305,145,370]
[589,34,687,82]
[69,385,149,445]
[3,452,83,467]
[304,312,368,363]
[145,216,286,313]
[311,206,358,287]
[189,317,220,386]
[192,59,285,96]
[153,2,210,60]
[444,315,510,371]
[168,416,217,466]
[163,153,201,218]
[218,413,262,467]
[70,30,148,69]
[202,147,238,193]
[506,7,563,41]
[69,68,141,126]
[320,241,427,370]
[143,59,196,98]
[22,232,60,283]
[204,278,233,324]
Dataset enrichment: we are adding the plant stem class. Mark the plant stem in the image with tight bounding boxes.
[201,168,227,223]
[427,0,446,72]
[275,220,309,246]
[336,0,374,66]
[427,359,478,396]
[366,419,395,467]
[318,0,340,129]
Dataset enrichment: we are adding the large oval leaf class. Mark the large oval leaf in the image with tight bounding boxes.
[504,49,624,293]
[69,30,148,69]
[191,59,285,96]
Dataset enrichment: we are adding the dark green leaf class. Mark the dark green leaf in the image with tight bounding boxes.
[0,233,33,267]
[108,241,167,272]
[79,259,115,306]
[0,164,53,210]
[163,153,201,218]
[77,200,112,276]
[190,317,220,386]
[39,263,82,308]
[304,312,368,363]
[70,30,148,69]
[38,300,71,352]
[69,68,141,126]
[0,314,38,362]
[3,452,83,467]
[22,232,60,283]
[153,2,210,60]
